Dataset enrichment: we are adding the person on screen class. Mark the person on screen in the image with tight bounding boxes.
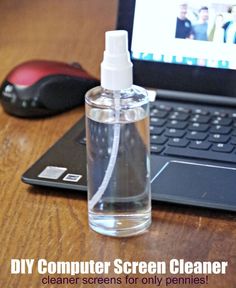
[193,7,209,41]
[223,5,236,44]
[175,3,193,39]
[209,14,224,43]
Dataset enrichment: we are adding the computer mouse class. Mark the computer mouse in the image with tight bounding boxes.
[0,60,100,117]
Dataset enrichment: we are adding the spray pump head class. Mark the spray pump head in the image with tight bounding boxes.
[101,30,133,91]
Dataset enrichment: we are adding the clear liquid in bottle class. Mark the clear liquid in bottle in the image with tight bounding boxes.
[85,86,151,237]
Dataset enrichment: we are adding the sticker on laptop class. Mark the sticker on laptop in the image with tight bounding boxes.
[63,174,82,182]
[38,166,67,180]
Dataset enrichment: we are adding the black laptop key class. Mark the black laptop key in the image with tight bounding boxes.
[150,126,164,135]
[174,107,191,114]
[79,136,86,145]
[231,112,236,119]
[151,145,164,154]
[211,143,234,153]
[74,130,86,145]
[186,131,207,141]
[168,138,189,147]
[164,147,236,163]
[231,137,236,145]
[155,104,173,112]
[190,115,211,124]
[213,111,228,117]
[189,141,211,150]
[192,108,209,115]
[232,129,236,136]
[154,110,169,118]
[212,117,233,126]
[188,123,209,132]
[164,129,185,138]
[150,135,168,145]
[208,134,230,143]
[150,117,166,127]
[210,125,232,135]
[166,120,188,129]
[150,109,157,116]
[169,112,189,121]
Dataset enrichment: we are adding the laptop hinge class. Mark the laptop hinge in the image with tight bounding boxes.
[147,88,236,107]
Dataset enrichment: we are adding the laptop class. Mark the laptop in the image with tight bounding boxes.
[22,0,236,211]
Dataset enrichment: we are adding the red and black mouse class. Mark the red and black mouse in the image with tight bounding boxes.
[0,60,99,117]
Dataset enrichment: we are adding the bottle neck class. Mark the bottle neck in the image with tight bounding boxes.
[101,61,133,91]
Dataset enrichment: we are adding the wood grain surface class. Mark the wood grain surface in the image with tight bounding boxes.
[0,1,236,287]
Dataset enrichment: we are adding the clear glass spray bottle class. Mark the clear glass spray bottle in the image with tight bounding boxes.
[85,30,151,237]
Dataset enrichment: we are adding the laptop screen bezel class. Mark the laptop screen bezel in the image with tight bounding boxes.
[116,0,236,98]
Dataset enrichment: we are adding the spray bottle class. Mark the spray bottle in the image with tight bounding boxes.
[85,30,151,237]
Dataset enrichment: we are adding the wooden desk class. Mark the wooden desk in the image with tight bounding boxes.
[0,1,235,287]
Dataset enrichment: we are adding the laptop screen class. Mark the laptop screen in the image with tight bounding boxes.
[117,0,236,98]
[131,0,236,71]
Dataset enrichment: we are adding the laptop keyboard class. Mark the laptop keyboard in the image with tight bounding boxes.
[79,101,236,164]
[150,102,236,163]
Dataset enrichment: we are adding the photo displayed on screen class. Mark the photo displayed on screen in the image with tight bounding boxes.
[131,0,236,70]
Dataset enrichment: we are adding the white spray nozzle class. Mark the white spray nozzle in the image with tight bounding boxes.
[101,30,133,90]
[105,30,128,54]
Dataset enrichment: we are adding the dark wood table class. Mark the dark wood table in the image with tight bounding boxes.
[0,1,236,287]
